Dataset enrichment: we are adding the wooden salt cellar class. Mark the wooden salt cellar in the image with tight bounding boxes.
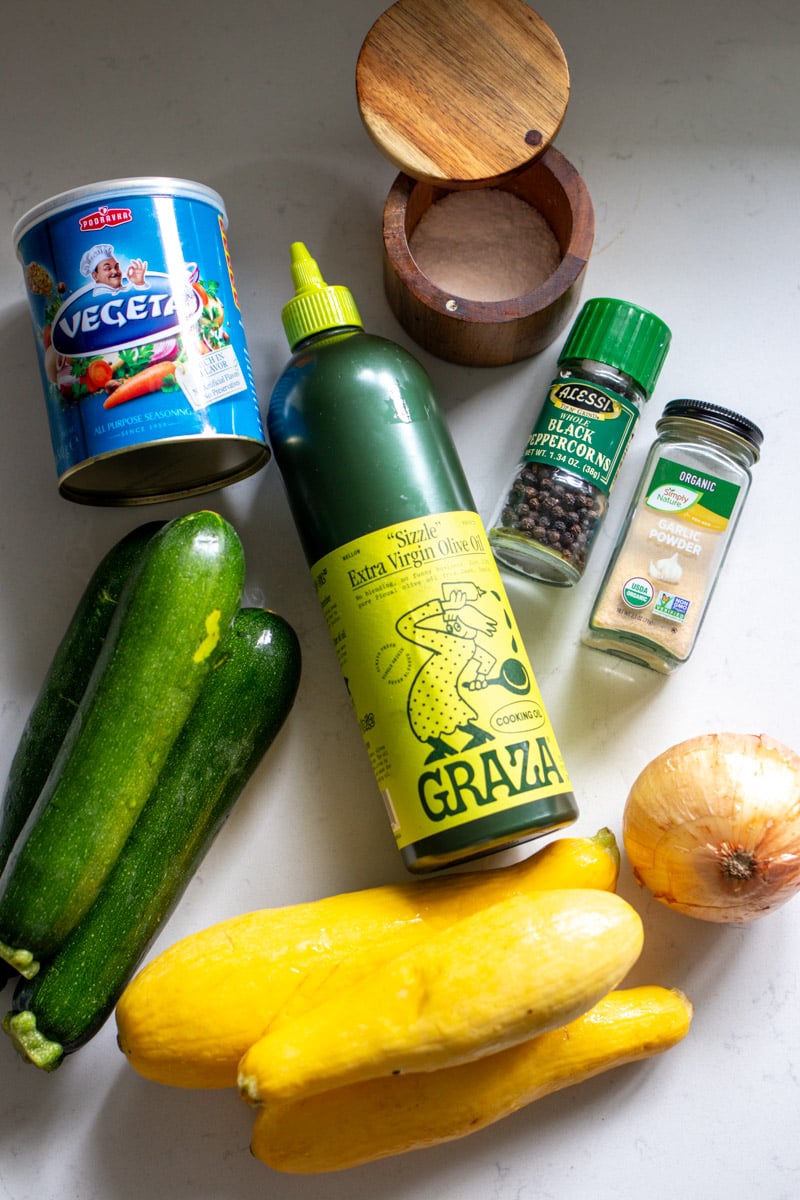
[356,0,595,367]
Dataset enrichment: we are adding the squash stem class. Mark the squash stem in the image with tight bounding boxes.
[593,826,621,870]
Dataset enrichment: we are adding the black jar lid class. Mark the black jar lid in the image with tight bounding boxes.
[657,398,764,457]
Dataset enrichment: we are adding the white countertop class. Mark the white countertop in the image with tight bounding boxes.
[1,1,797,1197]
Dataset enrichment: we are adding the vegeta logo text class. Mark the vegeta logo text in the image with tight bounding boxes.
[52,273,200,357]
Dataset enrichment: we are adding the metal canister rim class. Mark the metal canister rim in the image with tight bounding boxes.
[13,177,228,252]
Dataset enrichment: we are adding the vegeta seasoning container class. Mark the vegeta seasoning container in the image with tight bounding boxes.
[268,243,577,874]
[14,177,269,505]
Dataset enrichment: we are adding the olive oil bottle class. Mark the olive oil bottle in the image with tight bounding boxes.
[267,243,577,872]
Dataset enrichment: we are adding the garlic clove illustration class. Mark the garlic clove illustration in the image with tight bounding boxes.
[649,552,682,584]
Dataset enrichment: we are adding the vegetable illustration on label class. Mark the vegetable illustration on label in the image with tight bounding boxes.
[46,247,225,406]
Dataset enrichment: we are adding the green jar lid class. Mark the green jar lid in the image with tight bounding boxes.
[281,242,363,350]
[559,297,672,398]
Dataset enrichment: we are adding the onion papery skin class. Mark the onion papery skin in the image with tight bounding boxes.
[623,732,800,924]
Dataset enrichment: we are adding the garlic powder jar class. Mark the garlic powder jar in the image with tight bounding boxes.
[583,399,763,673]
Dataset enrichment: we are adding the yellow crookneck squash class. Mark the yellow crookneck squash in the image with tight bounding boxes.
[250,985,693,1173]
[116,829,620,1089]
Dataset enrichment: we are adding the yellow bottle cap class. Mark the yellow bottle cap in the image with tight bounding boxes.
[281,243,363,350]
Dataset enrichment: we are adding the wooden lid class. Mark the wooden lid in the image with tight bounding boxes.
[356,0,570,187]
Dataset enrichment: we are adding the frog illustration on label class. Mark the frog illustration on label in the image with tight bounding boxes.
[397,583,531,764]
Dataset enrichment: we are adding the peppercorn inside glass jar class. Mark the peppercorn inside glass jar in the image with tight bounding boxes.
[488,298,672,587]
[496,461,605,581]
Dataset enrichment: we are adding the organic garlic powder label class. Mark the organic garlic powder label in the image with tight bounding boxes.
[593,457,742,658]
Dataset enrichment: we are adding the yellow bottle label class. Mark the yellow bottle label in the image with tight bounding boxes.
[313,511,572,849]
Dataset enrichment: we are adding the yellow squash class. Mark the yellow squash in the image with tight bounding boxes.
[238,888,643,1107]
[251,985,693,1173]
[116,830,619,1089]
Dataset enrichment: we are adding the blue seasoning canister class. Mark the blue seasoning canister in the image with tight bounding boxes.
[14,177,269,505]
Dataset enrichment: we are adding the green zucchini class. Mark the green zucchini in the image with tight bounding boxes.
[0,511,245,978]
[3,607,301,1069]
[0,521,164,878]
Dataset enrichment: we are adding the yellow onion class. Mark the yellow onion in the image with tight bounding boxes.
[623,732,800,924]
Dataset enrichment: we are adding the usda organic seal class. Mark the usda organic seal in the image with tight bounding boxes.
[621,576,654,609]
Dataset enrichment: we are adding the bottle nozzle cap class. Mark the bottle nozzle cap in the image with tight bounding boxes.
[289,241,325,294]
[281,242,363,350]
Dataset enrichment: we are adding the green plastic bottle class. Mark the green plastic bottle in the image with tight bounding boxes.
[267,244,577,873]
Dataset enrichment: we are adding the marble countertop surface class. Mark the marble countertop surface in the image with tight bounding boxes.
[0,1,797,1197]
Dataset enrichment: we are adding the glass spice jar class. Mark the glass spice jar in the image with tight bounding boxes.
[488,298,672,586]
[582,398,763,673]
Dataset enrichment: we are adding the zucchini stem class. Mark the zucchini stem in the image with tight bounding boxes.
[0,939,38,979]
[3,1010,63,1070]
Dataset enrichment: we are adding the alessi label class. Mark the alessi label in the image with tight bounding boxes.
[522,379,640,494]
[313,510,572,849]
